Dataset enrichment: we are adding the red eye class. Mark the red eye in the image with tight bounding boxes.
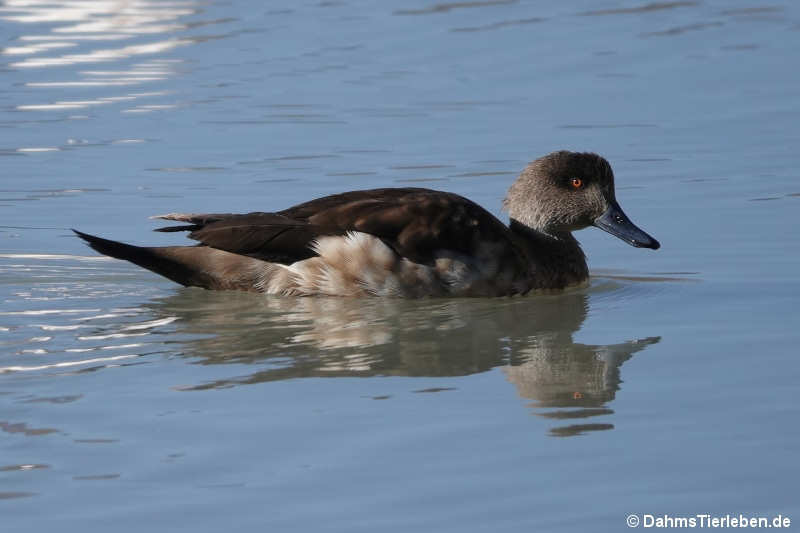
[570,178,583,189]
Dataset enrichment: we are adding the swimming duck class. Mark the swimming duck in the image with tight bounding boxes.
[74,151,659,297]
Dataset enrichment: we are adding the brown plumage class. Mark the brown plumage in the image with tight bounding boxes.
[74,151,660,297]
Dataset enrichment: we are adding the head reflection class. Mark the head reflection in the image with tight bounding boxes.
[150,288,659,436]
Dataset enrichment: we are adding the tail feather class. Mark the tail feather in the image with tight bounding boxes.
[152,224,202,233]
[72,230,266,291]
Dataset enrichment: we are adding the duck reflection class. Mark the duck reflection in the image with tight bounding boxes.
[148,288,659,436]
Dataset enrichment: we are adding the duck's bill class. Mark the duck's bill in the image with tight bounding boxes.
[593,201,660,250]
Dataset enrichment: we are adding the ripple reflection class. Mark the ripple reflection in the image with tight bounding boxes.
[1,0,230,114]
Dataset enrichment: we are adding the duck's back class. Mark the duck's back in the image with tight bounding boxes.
[88,188,531,297]
[159,188,509,264]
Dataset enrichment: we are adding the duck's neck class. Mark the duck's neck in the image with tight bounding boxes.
[509,219,589,290]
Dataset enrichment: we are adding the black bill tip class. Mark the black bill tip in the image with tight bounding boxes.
[593,201,660,250]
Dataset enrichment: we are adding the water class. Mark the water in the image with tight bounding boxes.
[2,0,799,530]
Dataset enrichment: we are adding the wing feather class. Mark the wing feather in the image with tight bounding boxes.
[152,188,515,265]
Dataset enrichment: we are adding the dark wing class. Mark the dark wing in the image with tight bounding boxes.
[153,211,342,264]
[153,188,516,265]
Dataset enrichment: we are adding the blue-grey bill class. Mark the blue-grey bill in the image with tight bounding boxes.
[593,201,660,250]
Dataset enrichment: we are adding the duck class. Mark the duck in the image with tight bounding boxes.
[74,150,659,297]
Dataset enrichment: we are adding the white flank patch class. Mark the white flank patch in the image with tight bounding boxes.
[255,232,496,297]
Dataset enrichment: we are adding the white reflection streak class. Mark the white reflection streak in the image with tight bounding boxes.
[20,33,136,42]
[122,316,178,330]
[17,100,112,110]
[77,332,149,340]
[82,70,172,75]
[2,0,197,110]
[10,39,193,68]
[0,308,101,316]
[0,1,194,25]
[27,79,167,88]
[3,42,76,55]
[122,104,177,113]
[16,92,167,111]
[0,354,139,373]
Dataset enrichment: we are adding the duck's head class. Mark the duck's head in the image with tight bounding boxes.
[504,151,660,249]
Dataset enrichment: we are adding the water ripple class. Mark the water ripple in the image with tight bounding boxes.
[2,0,233,119]
[0,254,175,376]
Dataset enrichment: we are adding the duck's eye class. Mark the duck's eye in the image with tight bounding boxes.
[570,177,583,189]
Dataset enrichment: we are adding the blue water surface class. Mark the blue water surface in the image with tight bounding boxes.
[1,1,799,531]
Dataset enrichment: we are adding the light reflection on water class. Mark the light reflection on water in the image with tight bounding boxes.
[1,254,667,437]
[0,0,225,113]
